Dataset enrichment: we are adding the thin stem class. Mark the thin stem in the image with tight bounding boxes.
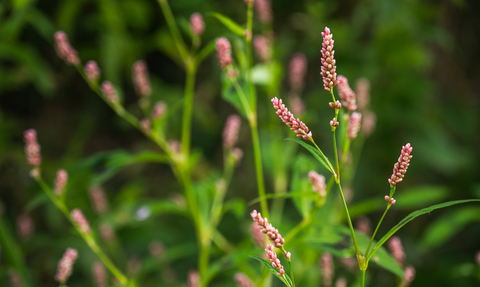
[156,0,188,63]
[332,130,340,181]
[311,140,336,178]
[35,177,129,285]
[245,2,255,110]
[361,269,366,287]
[181,63,197,159]
[282,247,295,287]
[336,182,361,257]
[365,204,391,258]
[230,75,252,118]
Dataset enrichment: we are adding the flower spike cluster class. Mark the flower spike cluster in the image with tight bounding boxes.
[320,27,339,91]
[55,248,78,283]
[251,210,285,248]
[54,31,79,66]
[54,169,68,196]
[347,112,362,139]
[271,97,312,140]
[388,143,413,186]
[337,75,357,111]
[24,129,41,166]
[215,37,233,70]
[190,13,205,36]
[265,244,285,276]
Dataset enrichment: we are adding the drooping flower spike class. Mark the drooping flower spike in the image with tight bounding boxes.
[271,97,312,140]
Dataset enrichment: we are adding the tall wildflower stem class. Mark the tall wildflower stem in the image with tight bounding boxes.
[245,1,255,109]
[35,177,128,285]
[156,0,188,62]
[311,140,336,179]
[181,63,197,160]
[361,269,366,287]
[230,77,269,218]
[336,182,361,259]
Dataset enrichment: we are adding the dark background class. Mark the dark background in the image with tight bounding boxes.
[1,0,479,286]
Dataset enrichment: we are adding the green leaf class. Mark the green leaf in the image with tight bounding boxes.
[221,72,249,118]
[285,138,332,173]
[208,12,245,36]
[290,155,318,218]
[368,199,480,261]
[249,255,292,286]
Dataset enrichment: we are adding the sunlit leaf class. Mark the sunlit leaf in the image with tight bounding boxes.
[285,138,332,173]
[208,12,244,36]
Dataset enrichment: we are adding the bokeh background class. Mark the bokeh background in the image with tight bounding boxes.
[1,0,480,286]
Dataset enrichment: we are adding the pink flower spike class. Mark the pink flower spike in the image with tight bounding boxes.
[388,236,405,267]
[84,61,100,84]
[89,185,109,215]
[187,270,200,287]
[100,81,119,105]
[253,35,272,62]
[54,31,79,66]
[320,27,339,91]
[320,252,334,287]
[215,37,233,70]
[71,208,91,233]
[92,261,107,287]
[388,143,413,186]
[347,112,362,139]
[24,129,41,166]
[151,101,167,119]
[308,171,326,197]
[54,169,68,196]
[140,118,151,135]
[17,213,34,240]
[255,0,273,24]
[356,78,370,110]
[190,13,205,36]
[337,75,357,111]
[402,265,416,286]
[55,248,78,283]
[223,114,241,149]
[271,97,312,140]
[234,272,254,287]
[289,52,308,91]
[132,60,151,97]
[362,111,376,136]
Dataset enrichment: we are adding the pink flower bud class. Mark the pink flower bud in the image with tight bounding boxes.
[151,101,167,119]
[308,171,326,197]
[234,272,254,287]
[92,261,107,287]
[55,248,78,283]
[289,53,308,91]
[253,35,271,62]
[223,114,241,149]
[89,185,109,215]
[84,61,101,84]
[347,112,362,139]
[320,252,334,287]
[100,81,119,105]
[337,75,357,111]
[215,37,233,70]
[388,236,405,267]
[187,270,200,287]
[388,143,413,186]
[330,118,340,128]
[320,27,339,91]
[355,78,370,110]
[250,222,266,248]
[255,0,273,24]
[54,31,79,66]
[71,208,90,233]
[54,169,68,196]
[190,13,205,36]
[132,60,151,97]
[24,129,41,166]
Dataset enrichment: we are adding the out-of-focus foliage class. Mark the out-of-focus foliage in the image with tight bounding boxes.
[1,0,480,286]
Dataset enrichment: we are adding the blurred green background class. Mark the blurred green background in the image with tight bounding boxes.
[1,0,480,286]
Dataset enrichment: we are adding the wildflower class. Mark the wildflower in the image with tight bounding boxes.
[89,185,109,215]
[24,129,41,166]
[234,272,254,287]
[402,265,416,287]
[255,0,273,24]
[223,114,241,149]
[355,78,370,110]
[250,222,266,248]
[100,81,119,105]
[190,13,205,36]
[84,61,100,84]
[347,112,362,139]
[388,236,405,267]
[187,270,200,287]
[320,252,334,287]
[265,244,285,276]
[289,53,308,91]
[215,37,233,70]
[17,214,34,240]
[232,147,244,165]
[151,101,167,119]
[384,195,396,205]
[250,210,286,248]
[271,97,312,140]
[92,261,107,287]
[140,118,151,135]
[132,60,151,97]
[308,171,326,197]
[335,277,347,287]
[337,75,357,111]
[54,31,79,66]
[388,143,413,186]
[362,111,376,136]
[253,35,271,62]
[71,208,91,233]
[320,27,339,91]
[55,248,78,283]
[54,169,68,196]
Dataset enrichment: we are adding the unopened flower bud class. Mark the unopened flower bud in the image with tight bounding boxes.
[330,118,339,128]
[388,143,413,186]
[54,169,68,196]
[54,31,79,66]
[132,60,151,97]
[100,81,119,105]
[71,208,90,233]
[55,248,78,283]
[320,27,339,91]
[190,13,205,36]
[84,61,100,84]
[151,101,167,119]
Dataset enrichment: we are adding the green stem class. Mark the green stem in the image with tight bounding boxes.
[361,269,366,287]
[35,177,129,285]
[245,2,255,110]
[311,140,336,178]
[282,247,295,287]
[336,181,361,258]
[365,204,391,258]
[332,130,340,181]
[181,63,197,160]
[156,0,188,63]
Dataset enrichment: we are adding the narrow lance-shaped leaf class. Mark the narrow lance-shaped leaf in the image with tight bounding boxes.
[285,138,332,173]
[367,199,480,261]
[208,12,245,36]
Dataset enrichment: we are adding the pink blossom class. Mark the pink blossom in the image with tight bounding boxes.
[223,114,241,149]
[337,75,357,111]
[54,31,79,66]
[253,35,271,62]
[215,37,233,70]
[54,169,68,196]
[100,81,119,105]
[190,13,205,36]
[308,171,326,197]
[255,0,273,24]
[347,112,362,139]
[355,78,370,110]
[89,185,109,215]
[289,53,308,91]
[402,265,416,286]
[320,252,334,287]
[271,97,312,140]
[388,236,405,267]
[151,101,167,119]
[250,210,286,248]
[250,222,266,248]
[265,244,285,276]
[55,248,78,283]
[17,214,34,240]
[140,118,151,134]
[132,60,151,97]
[362,111,376,136]
[92,261,107,287]
[234,272,254,287]
[24,129,41,166]
[71,208,90,233]
[388,143,413,186]
[320,27,339,91]
[187,270,200,287]
[84,61,101,84]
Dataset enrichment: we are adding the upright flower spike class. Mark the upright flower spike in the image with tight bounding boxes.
[355,78,370,110]
[337,75,357,111]
[100,81,119,105]
[71,208,91,233]
[89,185,109,215]
[320,252,334,287]
[55,248,78,284]
[92,261,107,287]
[223,114,241,149]
[24,129,41,166]
[54,169,68,196]
[215,37,233,70]
[255,0,273,24]
[190,13,205,36]
[347,112,362,139]
[320,27,339,91]
[54,31,79,66]
[289,52,308,91]
[234,272,254,287]
[308,171,326,197]
[187,270,200,287]
[84,61,101,84]
[151,101,167,119]
[388,236,405,267]
[402,265,416,287]
[253,35,271,62]
[388,143,413,186]
[132,60,151,98]
[362,111,376,136]
[265,244,285,276]
[271,97,312,140]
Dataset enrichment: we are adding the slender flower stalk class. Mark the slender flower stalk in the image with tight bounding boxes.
[54,31,79,66]
[54,169,68,196]
[388,143,413,186]
[55,248,78,284]
[271,97,312,140]
[320,27,339,91]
